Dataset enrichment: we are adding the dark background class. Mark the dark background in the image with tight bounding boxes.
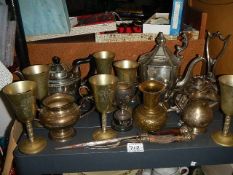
[65,0,173,20]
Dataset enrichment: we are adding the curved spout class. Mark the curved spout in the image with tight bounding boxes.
[176,56,205,88]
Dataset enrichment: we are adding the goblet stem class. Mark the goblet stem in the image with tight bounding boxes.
[25,121,35,143]
[102,112,107,132]
[223,116,231,136]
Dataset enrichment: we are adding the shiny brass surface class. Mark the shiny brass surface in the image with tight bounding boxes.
[212,75,233,146]
[182,99,213,135]
[40,93,80,142]
[89,74,118,140]
[20,64,49,101]
[2,81,47,154]
[93,51,115,74]
[113,60,139,83]
[133,80,167,133]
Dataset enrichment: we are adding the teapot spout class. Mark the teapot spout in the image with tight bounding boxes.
[176,55,205,88]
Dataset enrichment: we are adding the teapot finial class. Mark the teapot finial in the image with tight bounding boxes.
[155,32,166,45]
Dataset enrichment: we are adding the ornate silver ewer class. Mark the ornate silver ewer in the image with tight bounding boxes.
[174,31,231,113]
[138,32,204,110]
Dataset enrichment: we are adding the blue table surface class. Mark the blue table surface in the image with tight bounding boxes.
[14,109,233,175]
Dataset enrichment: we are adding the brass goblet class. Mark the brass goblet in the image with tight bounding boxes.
[93,51,115,74]
[112,82,134,132]
[113,59,139,83]
[2,81,47,154]
[113,59,139,104]
[89,74,118,141]
[15,64,49,102]
[212,75,233,146]
[15,65,49,126]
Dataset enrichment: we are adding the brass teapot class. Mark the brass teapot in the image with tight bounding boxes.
[138,32,204,106]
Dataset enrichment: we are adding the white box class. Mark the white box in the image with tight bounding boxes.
[143,13,170,35]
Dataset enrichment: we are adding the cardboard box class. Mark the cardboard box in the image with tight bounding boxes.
[2,120,23,175]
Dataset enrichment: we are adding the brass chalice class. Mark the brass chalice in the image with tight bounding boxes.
[89,74,118,141]
[113,59,139,104]
[112,82,134,132]
[212,75,233,146]
[93,51,115,74]
[15,64,49,126]
[113,59,139,83]
[15,64,49,102]
[2,81,47,154]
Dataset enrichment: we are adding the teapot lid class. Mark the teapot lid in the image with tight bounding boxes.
[49,56,70,80]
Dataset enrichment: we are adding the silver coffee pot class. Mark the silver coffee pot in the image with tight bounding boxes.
[138,32,204,105]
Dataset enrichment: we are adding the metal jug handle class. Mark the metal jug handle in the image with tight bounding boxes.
[13,70,25,80]
[205,31,231,75]
[72,54,96,85]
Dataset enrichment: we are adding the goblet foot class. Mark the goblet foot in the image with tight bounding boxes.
[92,128,117,141]
[49,128,76,142]
[19,136,47,154]
[191,127,207,135]
[211,131,233,147]
[111,110,133,132]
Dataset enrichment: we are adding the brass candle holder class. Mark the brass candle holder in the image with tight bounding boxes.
[89,74,118,141]
[2,81,47,154]
[212,75,233,146]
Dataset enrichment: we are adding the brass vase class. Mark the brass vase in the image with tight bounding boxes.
[133,80,167,133]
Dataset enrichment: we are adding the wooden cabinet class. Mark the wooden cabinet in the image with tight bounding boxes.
[26,6,207,77]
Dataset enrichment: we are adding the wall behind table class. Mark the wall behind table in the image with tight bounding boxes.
[190,0,233,75]
[27,40,205,77]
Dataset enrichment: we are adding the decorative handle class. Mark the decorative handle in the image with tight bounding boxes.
[205,31,231,76]
[175,32,189,60]
[72,55,96,84]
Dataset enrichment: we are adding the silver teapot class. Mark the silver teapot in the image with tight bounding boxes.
[138,32,204,105]
[48,55,95,103]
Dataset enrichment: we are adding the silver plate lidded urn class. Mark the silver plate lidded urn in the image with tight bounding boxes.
[138,32,204,105]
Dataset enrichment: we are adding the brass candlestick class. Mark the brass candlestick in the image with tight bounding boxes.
[2,81,47,154]
[89,74,118,141]
[212,75,233,146]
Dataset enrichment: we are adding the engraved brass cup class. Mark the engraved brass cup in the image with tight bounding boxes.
[113,59,139,83]
[212,75,233,146]
[2,81,47,154]
[15,64,49,101]
[89,74,118,140]
[133,80,167,133]
[93,51,115,74]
